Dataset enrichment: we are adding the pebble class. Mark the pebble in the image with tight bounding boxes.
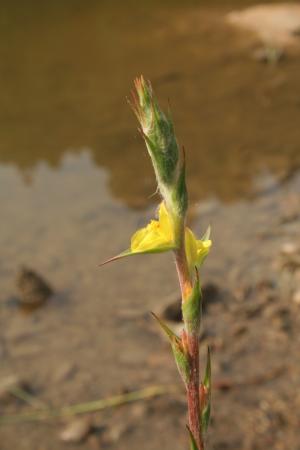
[278,243,300,271]
[16,266,53,308]
[280,242,298,256]
[106,422,131,443]
[130,402,149,420]
[0,374,26,402]
[59,416,93,443]
[292,289,300,305]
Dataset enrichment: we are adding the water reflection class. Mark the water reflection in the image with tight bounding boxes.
[0,1,299,208]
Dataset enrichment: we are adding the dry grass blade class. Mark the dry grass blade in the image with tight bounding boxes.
[0,384,179,425]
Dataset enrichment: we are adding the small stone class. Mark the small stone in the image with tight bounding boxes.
[292,290,300,305]
[107,422,131,443]
[0,375,26,402]
[278,243,300,272]
[280,242,298,256]
[16,266,53,309]
[130,402,149,420]
[59,416,93,443]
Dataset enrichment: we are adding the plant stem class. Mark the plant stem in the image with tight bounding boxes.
[174,244,192,299]
[174,227,204,450]
[186,334,203,450]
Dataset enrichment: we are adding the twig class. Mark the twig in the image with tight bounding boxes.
[0,384,179,425]
[9,387,48,409]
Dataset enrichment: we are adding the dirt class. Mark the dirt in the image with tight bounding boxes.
[0,166,299,450]
[1,2,300,450]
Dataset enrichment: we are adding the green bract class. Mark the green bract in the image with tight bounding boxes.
[132,76,187,218]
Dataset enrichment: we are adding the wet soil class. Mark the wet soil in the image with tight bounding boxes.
[1,166,299,450]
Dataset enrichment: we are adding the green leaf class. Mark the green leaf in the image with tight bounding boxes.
[203,346,211,389]
[186,426,199,450]
[151,313,191,385]
[201,347,212,433]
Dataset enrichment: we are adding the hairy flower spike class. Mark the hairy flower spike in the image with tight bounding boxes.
[132,76,187,218]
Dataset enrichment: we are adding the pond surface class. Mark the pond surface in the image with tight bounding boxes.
[0,0,299,210]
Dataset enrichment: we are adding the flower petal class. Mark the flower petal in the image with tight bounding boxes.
[185,228,212,274]
[100,202,176,266]
[158,202,173,240]
[185,228,198,273]
[196,239,212,266]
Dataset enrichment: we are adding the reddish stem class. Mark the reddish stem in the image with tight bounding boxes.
[186,334,204,450]
[174,246,203,450]
[174,244,192,299]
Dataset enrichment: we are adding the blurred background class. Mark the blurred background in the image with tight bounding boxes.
[0,1,299,449]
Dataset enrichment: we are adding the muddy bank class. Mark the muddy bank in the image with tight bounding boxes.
[1,167,299,450]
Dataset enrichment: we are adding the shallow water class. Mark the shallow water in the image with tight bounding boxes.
[0,1,299,210]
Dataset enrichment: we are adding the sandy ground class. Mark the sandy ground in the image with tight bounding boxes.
[0,152,299,449]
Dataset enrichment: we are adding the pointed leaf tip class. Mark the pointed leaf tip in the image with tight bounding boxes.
[151,312,191,386]
[201,346,212,434]
[150,312,178,342]
[98,249,132,267]
[201,224,211,241]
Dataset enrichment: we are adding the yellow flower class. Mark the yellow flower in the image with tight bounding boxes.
[185,227,212,275]
[130,202,175,254]
[101,202,211,268]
